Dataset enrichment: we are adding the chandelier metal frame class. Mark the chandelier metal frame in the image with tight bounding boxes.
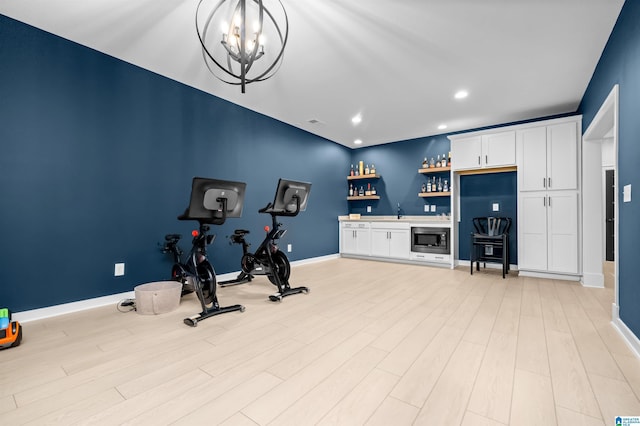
[196,0,289,93]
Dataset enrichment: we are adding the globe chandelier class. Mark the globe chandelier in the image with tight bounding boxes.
[196,0,289,93]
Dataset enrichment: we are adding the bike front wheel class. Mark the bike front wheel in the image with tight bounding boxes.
[267,250,290,287]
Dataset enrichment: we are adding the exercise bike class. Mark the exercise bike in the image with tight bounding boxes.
[238,178,312,302]
[164,177,247,326]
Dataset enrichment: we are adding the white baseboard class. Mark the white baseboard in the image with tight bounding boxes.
[14,291,135,323]
[14,254,339,324]
[291,253,340,267]
[611,303,640,359]
[517,270,581,281]
[581,272,605,288]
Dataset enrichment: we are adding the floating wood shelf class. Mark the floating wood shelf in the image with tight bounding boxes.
[418,192,451,198]
[347,174,380,180]
[347,195,381,201]
[418,166,450,173]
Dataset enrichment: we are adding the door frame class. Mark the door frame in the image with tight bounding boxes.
[581,84,618,306]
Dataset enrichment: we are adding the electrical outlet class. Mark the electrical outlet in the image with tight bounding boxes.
[424,204,429,212]
[624,184,632,202]
[367,205,372,213]
[430,205,436,212]
[287,244,292,253]
[492,203,500,212]
[114,263,125,276]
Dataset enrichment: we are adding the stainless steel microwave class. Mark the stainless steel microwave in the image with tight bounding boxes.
[411,227,450,254]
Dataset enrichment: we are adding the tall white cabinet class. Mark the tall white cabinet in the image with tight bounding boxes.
[517,118,581,277]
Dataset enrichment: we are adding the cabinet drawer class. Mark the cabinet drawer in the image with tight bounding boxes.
[410,252,450,263]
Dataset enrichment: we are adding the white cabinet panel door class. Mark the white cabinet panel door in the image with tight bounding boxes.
[518,126,548,192]
[547,122,578,191]
[482,131,516,168]
[519,192,548,271]
[547,192,579,273]
[370,229,390,257]
[388,229,410,259]
[452,136,482,170]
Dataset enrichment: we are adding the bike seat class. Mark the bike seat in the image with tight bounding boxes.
[165,234,182,242]
[233,229,250,236]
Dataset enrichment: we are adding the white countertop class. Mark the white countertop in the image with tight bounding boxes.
[338,215,451,224]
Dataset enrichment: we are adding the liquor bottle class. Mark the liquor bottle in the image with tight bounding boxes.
[447,151,451,167]
[437,177,443,192]
[365,164,370,175]
[422,157,428,168]
[442,153,446,166]
[371,185,377,195]
[370,163,376,175]
[359,185,364,196]
[421,183,427,193]
[443,179,448,192]
[436,155,441,168]
[350,164,354,176]
[349,184,354,196]
[426,179,431,192]
[354,167,359,176]
[366,182,371,195]
[429,157,435,168]
[359,161,364,176]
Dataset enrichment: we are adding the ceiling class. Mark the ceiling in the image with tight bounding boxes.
[0,0,625,148]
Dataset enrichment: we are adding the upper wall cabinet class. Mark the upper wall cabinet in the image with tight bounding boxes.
[450,131,516,171]
[517,121,578,192]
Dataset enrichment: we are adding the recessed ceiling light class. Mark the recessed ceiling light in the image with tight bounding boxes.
[351,115,362,125]
[438,124,447,130]
[354,139,363,145]
[454,90,468,100]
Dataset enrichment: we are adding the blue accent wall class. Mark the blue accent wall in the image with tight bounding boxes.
[0,15,350,312]
[457,172,518,264]
[348,136,451,217]
[578,0,640,339]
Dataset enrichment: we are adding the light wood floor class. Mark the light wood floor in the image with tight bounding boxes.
[2,258,640,425]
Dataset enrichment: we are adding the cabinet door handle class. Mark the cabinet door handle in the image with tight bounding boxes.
[548,196,551,207]
[543,197,546,207]
[548,177,551,188]
[478,156,481,165]
[543,178,546,188]
[485,155,488,164]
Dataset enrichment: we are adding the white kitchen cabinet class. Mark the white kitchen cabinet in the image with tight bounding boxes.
[519,191,579,274]
[340,222,370,256]
[518,121,578,192]
[450,131,516,170]
[517,117,581,277]
[370,223,410,259]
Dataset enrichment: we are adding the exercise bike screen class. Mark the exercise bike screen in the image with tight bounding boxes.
[203,189,239,213]
[272,179,312,212]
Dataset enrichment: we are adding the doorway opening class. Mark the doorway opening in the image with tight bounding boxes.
[582,85,618,316]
